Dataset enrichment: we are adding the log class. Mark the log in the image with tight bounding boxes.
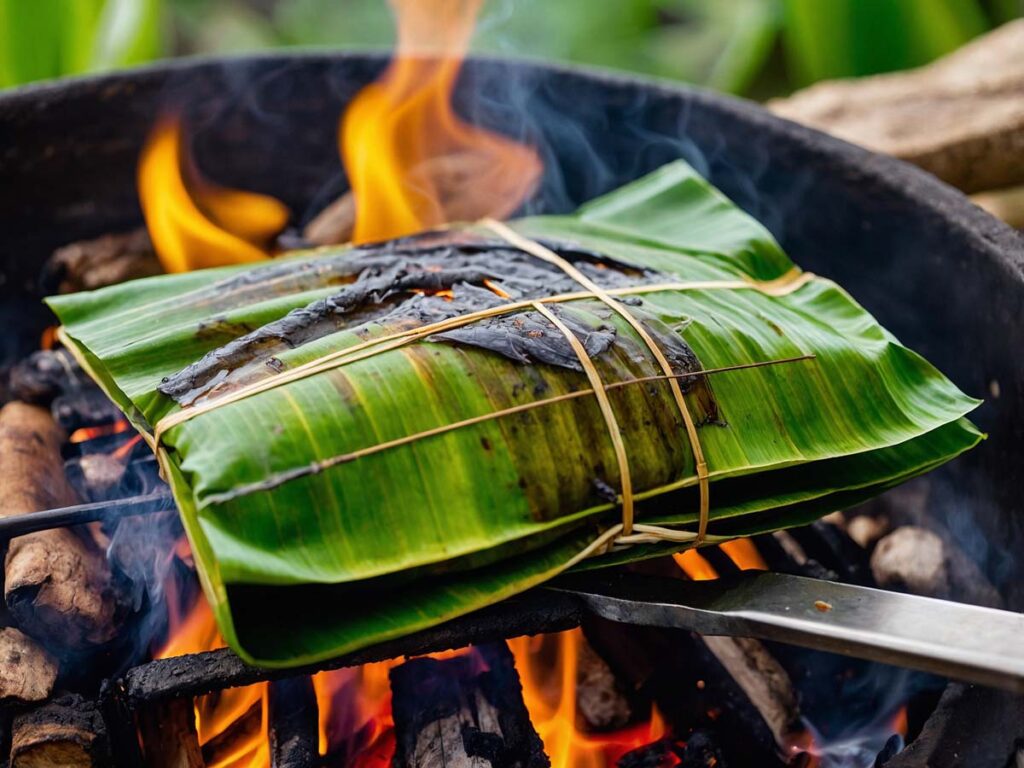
[390,642,548,768]
[770,19,1024,194]
[9,693,108,768]
[43,228,161,295]
[0,627,58,705]
[0,403,118,651]
[268,677,319,768]
[137,697,205,768]
[869,525,1003,608]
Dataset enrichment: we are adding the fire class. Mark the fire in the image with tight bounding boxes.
[138,117,289,272]
[340,0,542,243]
[156,545,269,768]
[675,539,768,580]
[68,419,132,444]
[511,629,669,768]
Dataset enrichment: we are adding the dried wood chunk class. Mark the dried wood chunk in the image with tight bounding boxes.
[0,403,118,651]
[137,697,205,768]
[770,20,1024,193]
[0,628,58,705]
[44,228,161,294]
[9,693,108,768]
[390,643,548,768]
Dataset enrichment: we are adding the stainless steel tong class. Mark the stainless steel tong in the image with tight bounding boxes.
[550,570,1024,692]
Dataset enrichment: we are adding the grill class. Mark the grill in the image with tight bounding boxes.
[1,54,1023,768]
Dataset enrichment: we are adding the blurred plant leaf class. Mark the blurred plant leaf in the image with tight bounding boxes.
[647,0,780,93]
[0,0,164,89]
[782,0,988,86]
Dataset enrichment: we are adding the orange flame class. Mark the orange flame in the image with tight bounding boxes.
[511,629,669,768]
[68,419,132,444]
[340,0,542,243]
[156,545,269,768]
[674,549,719,581]
[719,538,768,571]
[138,117,289,273]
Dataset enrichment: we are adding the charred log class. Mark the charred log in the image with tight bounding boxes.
[0,403,118,651]
[136,697,205,768]
[9,693,109,768]
[884,683,1024,768]
[0,627,58,705]
[5,350,90,408]
[268,677,318,768]
[390,642,548,768]
[108,589,581,718]
[582,612,801,768]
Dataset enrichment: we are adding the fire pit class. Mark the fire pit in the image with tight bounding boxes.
[1,53,1023,768]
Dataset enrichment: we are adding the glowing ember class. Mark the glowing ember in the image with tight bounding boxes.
[340,0,542,243]
[137,117,289,272]
[68,419,132,444]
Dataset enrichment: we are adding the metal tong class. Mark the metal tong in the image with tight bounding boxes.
[550,570,1024,692]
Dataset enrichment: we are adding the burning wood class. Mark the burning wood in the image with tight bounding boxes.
[136,698,204,768]
[0,403,117,652]
[0,628,58,705]
[9,693,108,768]
[390,643,548,768]
[268,677,319,768]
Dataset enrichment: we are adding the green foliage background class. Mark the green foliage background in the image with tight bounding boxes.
[2,0,1021,94]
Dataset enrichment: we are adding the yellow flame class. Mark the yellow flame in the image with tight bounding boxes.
[137,117,289,272]
[340,0,542,243]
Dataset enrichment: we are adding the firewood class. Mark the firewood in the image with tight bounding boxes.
[869,525,1003,608]
[770,19,1024,194]
[268,677,318,768]
[43,228,161,295]
[0,403,118,651]
[390,642,548,768]
[9,693,108,768]
[582,614,801,765]
[0,627,58,705]
[137,697,205,768]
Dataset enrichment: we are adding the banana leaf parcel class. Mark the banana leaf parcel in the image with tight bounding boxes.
[48,160,982,668]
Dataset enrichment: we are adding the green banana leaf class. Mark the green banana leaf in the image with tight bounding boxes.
[48,160,981,667]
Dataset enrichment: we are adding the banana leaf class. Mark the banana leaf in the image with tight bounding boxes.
[48,160,982,668]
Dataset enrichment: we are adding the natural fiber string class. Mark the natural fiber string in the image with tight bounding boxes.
[152,272,813,445]
[198,355,813,506]
[530,301,636,534]
[145,223,816,556]
[480,219,715,542]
